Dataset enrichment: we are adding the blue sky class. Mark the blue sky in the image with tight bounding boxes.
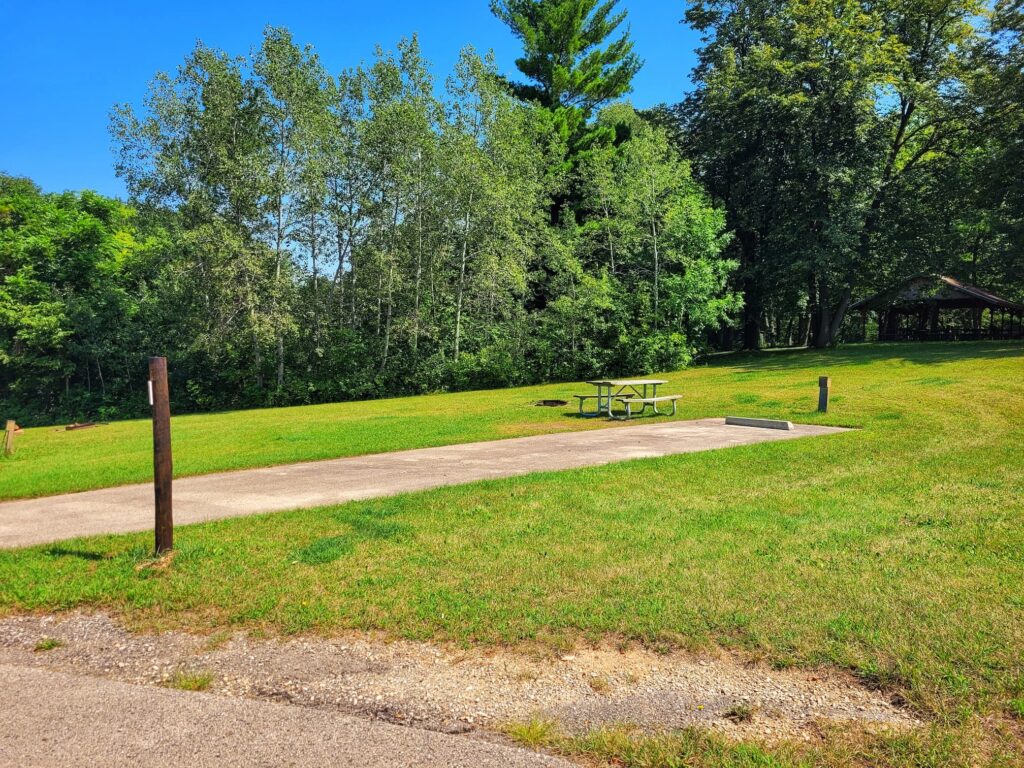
[1,1,699,199]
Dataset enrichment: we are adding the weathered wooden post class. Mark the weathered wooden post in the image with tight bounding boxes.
[3,420,16,457]
[148,357,173,553]
[818,376,831,413]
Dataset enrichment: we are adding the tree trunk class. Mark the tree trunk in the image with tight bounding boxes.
[413,192,423,354]
[738,231,761,350]
[310,210,320,355]
[651,213,660,330]
[454,198,474,360]
[815,279,853,348]
[276,335,284,387]
[815,277,831,349]
[380,262,394,374]
[827,287,853,347]
[454,237,469,359]
[274,119,288,389]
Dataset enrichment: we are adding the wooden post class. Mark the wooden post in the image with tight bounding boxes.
[3,420,15,457]
[149,356,173,554]
[818,376,831,413]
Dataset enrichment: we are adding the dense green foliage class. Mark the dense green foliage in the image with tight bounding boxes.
[490,0,643,219]
[491,0,641,113]
[1,13,738,424]
[2,0,1023,424]
[0,176,165,423]
[680,0,1024,348]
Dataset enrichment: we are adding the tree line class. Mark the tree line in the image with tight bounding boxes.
[2,0,1021,425]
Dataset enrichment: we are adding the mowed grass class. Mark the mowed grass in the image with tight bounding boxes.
[0,342,936,501]
[503,719,1024,768]
[1,342,1023,761]
[1,380,611,500]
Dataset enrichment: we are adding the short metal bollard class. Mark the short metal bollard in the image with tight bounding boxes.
[818,376,831,413]
[3,420,16,456]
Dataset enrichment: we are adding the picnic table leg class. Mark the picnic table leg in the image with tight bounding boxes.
[607,385,621,418]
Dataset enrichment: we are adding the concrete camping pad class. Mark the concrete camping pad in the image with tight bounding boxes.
[0,418,846,548]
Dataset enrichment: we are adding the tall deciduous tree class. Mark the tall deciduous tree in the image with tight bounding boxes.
[112,43,290,396]
[575,105,740,372]
[684,0,983,348]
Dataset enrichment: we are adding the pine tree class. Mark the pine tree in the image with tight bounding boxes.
[489,0,641,114]
[490,0,642,223]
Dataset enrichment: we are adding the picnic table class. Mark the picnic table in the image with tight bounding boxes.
[575,378,680,419]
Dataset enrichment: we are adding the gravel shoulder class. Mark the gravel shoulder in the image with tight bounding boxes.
[0,613,918,746]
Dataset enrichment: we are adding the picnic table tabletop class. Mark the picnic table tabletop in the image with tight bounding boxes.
[585,378,668,387]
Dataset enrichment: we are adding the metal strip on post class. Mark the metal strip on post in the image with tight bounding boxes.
[149,356,173,553]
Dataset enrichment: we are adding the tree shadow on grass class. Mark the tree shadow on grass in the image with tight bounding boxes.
[704,341,1024,372]
[291,536,353,565]
[290,502,412,566]
[43,546,107,561]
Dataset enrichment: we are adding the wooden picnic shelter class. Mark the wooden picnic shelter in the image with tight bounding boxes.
[851,274,1024,342]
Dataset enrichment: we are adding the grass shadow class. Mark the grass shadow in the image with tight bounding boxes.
[291,536,354,565]
[705,341,1024,372]
[43,546,107,561]
[291,502,412,565]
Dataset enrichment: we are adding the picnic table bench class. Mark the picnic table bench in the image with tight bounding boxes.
[575,379,682,420]
[612,394,681,420]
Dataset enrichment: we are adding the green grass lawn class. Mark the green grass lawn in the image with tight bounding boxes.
[2,341,1023,766]
[1,344,876,501]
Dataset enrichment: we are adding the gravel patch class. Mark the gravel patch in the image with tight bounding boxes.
[1,664,571,767]
[0,612,919,743]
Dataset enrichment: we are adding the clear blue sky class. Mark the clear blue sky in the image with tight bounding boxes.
[1,1,698,199]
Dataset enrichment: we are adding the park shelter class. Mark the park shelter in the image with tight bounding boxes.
[851,274,1024,342]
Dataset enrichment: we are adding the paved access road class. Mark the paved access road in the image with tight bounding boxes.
[0,664,571,767]
[0,418,846,548]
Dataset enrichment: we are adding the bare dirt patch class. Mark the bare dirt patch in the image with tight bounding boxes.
[0,612,918,743]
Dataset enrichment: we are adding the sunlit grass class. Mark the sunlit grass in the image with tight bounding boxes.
[164,670,215,692]
[1,341,988,501]
[1,341,1023,763]
[503,721,1021,768]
